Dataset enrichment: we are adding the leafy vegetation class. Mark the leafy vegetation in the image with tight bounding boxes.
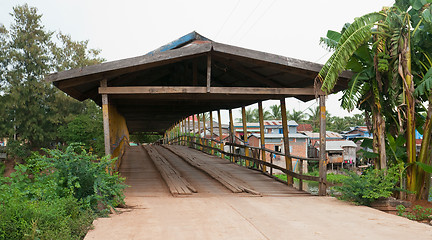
[0,4,104,160]
[0,144,127,239]
[318,0,432,200]
[396,204,432,221]
[332,166,399,206]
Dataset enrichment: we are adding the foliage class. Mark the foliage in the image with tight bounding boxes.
[0,195,94,240]
[396,204,432,221]
[0,144,126,239]
[58,100,104,156]
[130,132,162,144]
[4,139,31,161]
[332,166,399,206]
[0,4,104,154]
[235,107,271,122]
[25,144,127,211]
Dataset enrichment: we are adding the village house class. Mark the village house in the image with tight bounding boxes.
[315,140,357,169]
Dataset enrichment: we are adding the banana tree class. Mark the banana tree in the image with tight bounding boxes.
[317,0,432,199]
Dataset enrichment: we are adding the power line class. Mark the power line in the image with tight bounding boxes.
[239,0,276,41]
[215,0,241,38]
[229,0,264,42]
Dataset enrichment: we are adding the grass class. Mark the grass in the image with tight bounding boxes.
[274,171,349,185]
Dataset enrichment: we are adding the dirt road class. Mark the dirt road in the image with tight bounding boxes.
[85,146,432,240]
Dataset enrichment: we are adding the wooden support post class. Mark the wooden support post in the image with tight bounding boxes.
[203,113,207,152]
[197,114,201,149]
[217,110,224,159]
[299,159,303,191]
[281,98,293,185]
[229,109,235,162]
[187,116,190,146]
[319,95,327,196]
[206,54,211,93]
[101,79,111,156]
[192,115,196,135]
[258,102,266,172]
[210,111,214,155]
[241,106,249,167]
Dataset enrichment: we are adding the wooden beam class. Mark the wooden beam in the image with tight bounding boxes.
[101,79,111,156]
[258,101,266,173]
[281,98,293,185]
[206,54,211,93]
[217,110,224,159]
[98,86,321,95]
[319,95,327,196]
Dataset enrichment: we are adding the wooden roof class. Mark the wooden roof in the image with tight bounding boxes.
[46,32,350,133]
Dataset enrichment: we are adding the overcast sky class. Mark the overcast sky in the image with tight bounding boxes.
[0,0,395,123]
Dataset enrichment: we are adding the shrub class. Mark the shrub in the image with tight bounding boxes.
[396,204,432,221]
[0,143,127,239]
[0,195,94,240]
[332,166,399,206]
[26,143,127,212]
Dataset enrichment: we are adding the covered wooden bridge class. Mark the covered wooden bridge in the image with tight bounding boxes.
[47,32,350,196]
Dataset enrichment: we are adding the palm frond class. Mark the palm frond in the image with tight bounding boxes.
[318,12,387,93]
[415,66,432,97]
[340,71,369,111]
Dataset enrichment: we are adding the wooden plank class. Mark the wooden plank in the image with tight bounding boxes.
[144,145,196,195]
[164,145,259,194]
[280,98,293,185]
[98,86,320,96]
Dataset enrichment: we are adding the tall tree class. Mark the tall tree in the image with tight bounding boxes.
[0,4,104,154]
[287,109,306,123]
[269,104,282,119]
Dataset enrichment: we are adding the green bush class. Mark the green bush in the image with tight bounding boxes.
[0,196,94,240]
[0,143,127,239]
[332,166,399,206]
[26,143,127,212]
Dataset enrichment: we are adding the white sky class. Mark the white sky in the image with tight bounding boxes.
[0,0,395,123]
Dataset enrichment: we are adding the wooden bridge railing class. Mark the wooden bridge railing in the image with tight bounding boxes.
[166,134,320,192]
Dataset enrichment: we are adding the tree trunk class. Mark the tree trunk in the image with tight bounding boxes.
[372,107,387,170]
[402,34,417,200]
[417,95,432,199]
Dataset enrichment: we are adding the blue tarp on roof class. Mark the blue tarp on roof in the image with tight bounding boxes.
[146,31,211,56]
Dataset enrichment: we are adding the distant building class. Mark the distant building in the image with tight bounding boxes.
[317,140,357,165]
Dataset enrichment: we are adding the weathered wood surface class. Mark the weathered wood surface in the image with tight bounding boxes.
[163,145,260,195]
[144,145,196,196]
[98,86,319,96]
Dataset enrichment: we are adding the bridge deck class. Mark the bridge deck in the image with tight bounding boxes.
[122,145,308,197]
[85,145,432,240]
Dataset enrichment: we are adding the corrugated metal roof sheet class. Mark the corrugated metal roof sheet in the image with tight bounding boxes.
[302,131,342,139]
[326,140,357,151]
